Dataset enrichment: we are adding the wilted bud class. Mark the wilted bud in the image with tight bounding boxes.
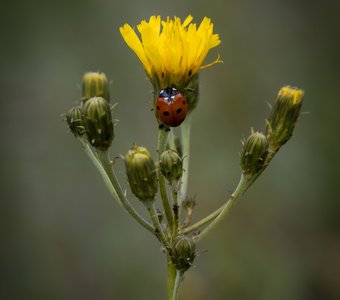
[266,86,304,150]
[83,97,114,150]
[171,235,196,272]
[124,146,158,203]
[240,131,269,175]
[183,73,199,112]
[159,150,183,184]
[65,106,85,137]
[82,72,110,102]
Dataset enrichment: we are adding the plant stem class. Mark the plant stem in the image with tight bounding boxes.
[168,129,177,151]
[93,148,154,234]
[158,127,174,230]
[195,174,250,242]
[179,115,192,205]
[179,204,224,234]
[79,138,121,204]
[172,186,179,238]
[173,270,183,300]
[181,147,279,236]
[167,257,176,300]
[194,148,279,242]
[146,202,170,249]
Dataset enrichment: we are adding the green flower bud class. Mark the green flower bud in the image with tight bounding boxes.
[124,146,158,203]
[83,97,114,150]
[240,131,269,175]
[171,235,196,272]
[182,73,199,112]
[159,150,183,184]
[266,86,304,150]
[82,72,110,102]
[65,106,85,137]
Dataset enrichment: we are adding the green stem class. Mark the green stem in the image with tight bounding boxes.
[168,129,177,151]
[79,138,121,205]
[172,186,179,238]
[158,127,174,230]
[94,148,154,234]
[173,270,183,300]
[146,202,170,249]
[167,257,176,300]
[179,115,192,205]
[179,204,224,235]
[195,174,250,242]
[181,148,279,235]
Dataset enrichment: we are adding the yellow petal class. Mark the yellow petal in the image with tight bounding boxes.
[120,24,151,74]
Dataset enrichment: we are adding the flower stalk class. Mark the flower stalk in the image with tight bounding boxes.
[173,271,184,300]
[95,149,155,234]
[157,127,174,230]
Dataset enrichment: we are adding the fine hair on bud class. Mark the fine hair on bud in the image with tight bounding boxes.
[266,86,304,150]
[171,235,196,272]
[65,106,85,137]
[240,131,269,176]
[82,72,110,102]
[124,146,158,203]
[159,149,183,184]
[83,97,114,150]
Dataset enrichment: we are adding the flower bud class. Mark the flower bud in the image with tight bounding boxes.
[183,74,199,112]
[83,97,114,150]
[82,72,110,102]
[240,131,269,175]
[65,106,85,137]
[124,146,158,203]
[266,86,304,150]
[159,150,183,184]
[171,235,196,272]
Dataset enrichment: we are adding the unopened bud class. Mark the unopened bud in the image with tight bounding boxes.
[83,97,114,150]
[124,146,158,203]
[65,106,85,137]
[171,235,196,272]
[159,150,183,184]
[266,86,304,150]
[240,131,269,175]
[82,72,110,102]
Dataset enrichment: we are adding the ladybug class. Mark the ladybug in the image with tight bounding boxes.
[156,87,187,127]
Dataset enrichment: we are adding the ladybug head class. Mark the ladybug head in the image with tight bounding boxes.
[159,87,179,100]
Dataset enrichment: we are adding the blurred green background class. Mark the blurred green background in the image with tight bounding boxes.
[1,0,340,299]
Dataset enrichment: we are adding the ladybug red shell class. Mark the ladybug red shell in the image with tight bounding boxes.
[156,88,187,127]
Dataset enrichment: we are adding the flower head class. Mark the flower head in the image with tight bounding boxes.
[120,15,221,91]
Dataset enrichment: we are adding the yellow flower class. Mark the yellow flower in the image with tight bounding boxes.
[120,15,222,90]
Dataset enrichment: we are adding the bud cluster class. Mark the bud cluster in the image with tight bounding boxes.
[65,72,114,150]
[240,86,304,175]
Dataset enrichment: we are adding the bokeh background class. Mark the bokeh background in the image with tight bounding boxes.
[1,0,340,299]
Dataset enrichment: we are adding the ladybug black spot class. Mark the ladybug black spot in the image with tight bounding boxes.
[163,111,170,116]
[157,106,160,110]
[183,101,186,105]
[176,108,182,114]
